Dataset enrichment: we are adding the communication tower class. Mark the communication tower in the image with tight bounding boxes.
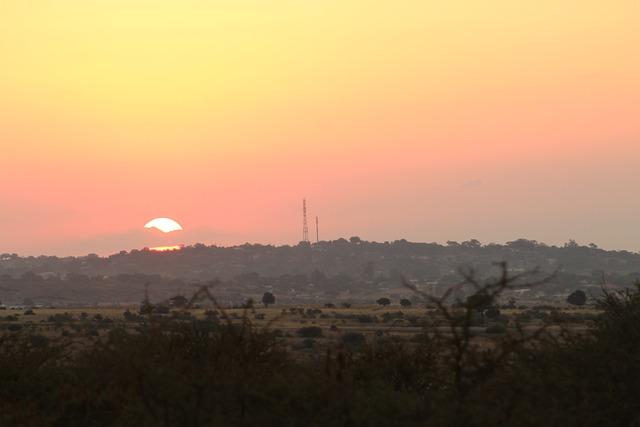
[302,199,309,243]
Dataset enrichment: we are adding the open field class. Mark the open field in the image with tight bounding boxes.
[0,304,599,356]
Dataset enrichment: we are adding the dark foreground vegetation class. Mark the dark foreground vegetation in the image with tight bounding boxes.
[2,266,640,426]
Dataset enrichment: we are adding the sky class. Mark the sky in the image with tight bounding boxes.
[1,1,639,256]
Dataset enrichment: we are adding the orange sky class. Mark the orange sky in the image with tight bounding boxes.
[1,1,639,255]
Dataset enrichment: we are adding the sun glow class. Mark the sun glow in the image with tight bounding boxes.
[148,245,183,252]
[144,218,183,233]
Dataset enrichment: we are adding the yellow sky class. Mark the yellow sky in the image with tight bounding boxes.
[1,1,639,254]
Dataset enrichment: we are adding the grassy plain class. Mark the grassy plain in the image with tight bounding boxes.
[0,304,598,356]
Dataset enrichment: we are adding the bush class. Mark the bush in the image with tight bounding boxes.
[48,313,74,323]
[154,305,170,315]
[381,311,404,322]
[342,332,366,348]
[29,334,49,347]
[485,324,506,334]
[123,309,138,321]
[296,326,323,338]
[376,297,391,307]
[7,323,23,332]
[3,267,640,426]
[357,314,376,323]
[409,333,428,343]
[484,306,500,319]
[567,289,587,306]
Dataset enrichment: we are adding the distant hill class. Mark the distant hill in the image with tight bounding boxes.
[3,238,640,279]
[2,239,639,305]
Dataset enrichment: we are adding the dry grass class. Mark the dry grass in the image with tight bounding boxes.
[1,304,600,355]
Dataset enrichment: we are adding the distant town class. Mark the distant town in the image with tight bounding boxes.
[1,238,638,307]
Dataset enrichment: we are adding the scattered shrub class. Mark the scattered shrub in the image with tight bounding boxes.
[297,326,323,338]
[376,297,391,307]
[400,298,412,307]
[342,332,366,347]
[485,324,506,334]
[7,323,23,332]
[356,314,376,323]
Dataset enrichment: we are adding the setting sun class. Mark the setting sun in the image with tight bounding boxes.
[144,218,183,233]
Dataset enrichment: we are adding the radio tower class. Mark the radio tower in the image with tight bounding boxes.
[315,216,319,243]
[302,198,309,243]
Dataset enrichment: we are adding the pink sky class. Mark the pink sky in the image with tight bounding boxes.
[1,1,639,255]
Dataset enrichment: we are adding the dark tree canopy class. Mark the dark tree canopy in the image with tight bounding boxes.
[400,298,412,307]
[262,292,276,307]
[169,295,188,307]
[567,289,587,306]
[376,297,391,307]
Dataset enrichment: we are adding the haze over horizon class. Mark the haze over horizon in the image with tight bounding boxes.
[1,1,639,256]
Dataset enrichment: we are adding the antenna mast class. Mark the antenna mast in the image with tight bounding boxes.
[315,216,319,243]
[302,198,309,243]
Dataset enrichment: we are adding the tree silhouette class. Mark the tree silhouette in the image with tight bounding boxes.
[261,292,275,308]
[567,289,587,306]
[376,297,391,307]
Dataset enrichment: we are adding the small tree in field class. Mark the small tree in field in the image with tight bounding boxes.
[169,295,188,308]
[567,289,587,306]
[262,292,276,308]
[400,298,412,307]
[376,297,391,307]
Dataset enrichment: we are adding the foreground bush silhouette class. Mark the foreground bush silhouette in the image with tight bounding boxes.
[3,273,640,426]
[297,326,323,338]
